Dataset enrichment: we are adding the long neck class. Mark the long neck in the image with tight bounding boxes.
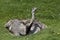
[30,9,35,24]
[27,8,37,26]
[26,8,37,34]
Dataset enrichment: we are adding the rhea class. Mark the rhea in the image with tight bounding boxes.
[5,8,47,36]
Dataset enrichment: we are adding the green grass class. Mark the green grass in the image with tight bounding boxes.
[0,0,60,40]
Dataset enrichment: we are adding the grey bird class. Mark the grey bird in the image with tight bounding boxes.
[5,7,47,36]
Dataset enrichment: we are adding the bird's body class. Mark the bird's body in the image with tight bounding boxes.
[5,8,47,36]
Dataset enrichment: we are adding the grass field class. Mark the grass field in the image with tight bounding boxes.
[0,0,60,40]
